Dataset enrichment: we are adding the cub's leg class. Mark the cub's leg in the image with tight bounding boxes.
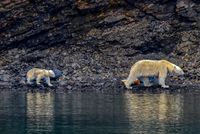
[36,75,43,85]
[142,77,153,87]
[45,77,53,87]
[158,70,169,88]
[27,76,34,84]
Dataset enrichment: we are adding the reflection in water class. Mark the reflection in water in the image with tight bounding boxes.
[124,92,183,133]
[158,93,183,121]
[26,92,54,134]
[0,90,199,134]
[53,93,129,134]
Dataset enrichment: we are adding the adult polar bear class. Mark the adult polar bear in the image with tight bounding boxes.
[122,60,184,89]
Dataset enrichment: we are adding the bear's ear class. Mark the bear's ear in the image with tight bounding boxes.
[172,65,176,71]
[121,80,127,83]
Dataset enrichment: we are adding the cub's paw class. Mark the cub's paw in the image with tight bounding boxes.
[48,84,53,87]
[36,83,41,85]
[27,82,33,85]
[127,86,133,90]
[162,85,169,88]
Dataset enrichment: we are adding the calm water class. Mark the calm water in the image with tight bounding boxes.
[0,90,199,134]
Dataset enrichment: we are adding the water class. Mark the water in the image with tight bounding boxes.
[0,90,199,134]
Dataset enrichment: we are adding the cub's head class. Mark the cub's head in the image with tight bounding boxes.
[173,65,184,75]
[121,79,132,89]
[48,70,55,78]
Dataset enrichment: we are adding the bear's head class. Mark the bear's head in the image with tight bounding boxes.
[173,65,184,75]
[122,79,132,89]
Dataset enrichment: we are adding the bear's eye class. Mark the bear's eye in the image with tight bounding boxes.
[173,66,177,70]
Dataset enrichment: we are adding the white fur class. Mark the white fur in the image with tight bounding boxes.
[122,60,184,89]
[173,65,184,75]
[49,70,55,78]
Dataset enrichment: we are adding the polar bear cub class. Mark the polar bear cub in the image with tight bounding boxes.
[27,68,55,86]
[122,60,184,89]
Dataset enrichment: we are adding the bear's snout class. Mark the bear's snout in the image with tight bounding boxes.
[177,69,184,75]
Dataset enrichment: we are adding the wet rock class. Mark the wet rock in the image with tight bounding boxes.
[66,85,73,90]
[52,69,63,79]
[176,0,199,22]
[0,74,10,82]
[176,0,190,10]
[102,15,126,25]
[59,81,67,86]
[0,70,5,75]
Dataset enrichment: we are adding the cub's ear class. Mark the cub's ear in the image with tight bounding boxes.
[49,70,55,77]
[121,80,127,83]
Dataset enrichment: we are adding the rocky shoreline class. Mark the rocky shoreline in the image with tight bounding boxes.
[0,46,197,91]
[0,0,200,91]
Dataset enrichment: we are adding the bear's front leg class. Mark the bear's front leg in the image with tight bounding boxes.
[159,70,169,88]
[159,77,169,88]
[45,77,53,87]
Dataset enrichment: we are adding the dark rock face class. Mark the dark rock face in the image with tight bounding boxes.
[0,0,200,90]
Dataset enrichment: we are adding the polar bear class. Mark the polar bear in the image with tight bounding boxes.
[122,60,184,89]
[27,68,55,86]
